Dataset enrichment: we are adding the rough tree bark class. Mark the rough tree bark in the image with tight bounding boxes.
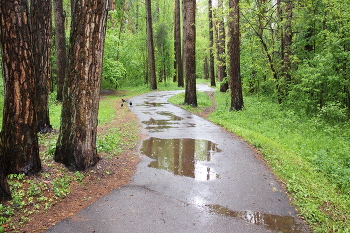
[0,157,11,201]
[174,0,184,87]
[0,0,41,175]
[183,0,197,107]
[146,0,157,90]
[31,0,53,133]
[228,0,243,111]
[208,0,216,87]
[53,0,67,102]
[54,0,109,171]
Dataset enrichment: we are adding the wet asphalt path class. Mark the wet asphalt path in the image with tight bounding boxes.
[47,84,309,233]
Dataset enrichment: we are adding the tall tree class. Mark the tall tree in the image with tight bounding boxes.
[183,0,197,106]
[0,0,41,175]
[215,0,228,92]
[54,0,109,171]
[279,0,293,103]
[146,0,157,90]
[174,0,184,87]
[31,0,53,133]
[208,0,216,87]
[53,0,67,102]
[228,0,243,111]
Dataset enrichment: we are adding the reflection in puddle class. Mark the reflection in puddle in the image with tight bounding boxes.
[140,138,221,181]
[141,112,192,132]
[143,101,168,107]
[206,204,303,232]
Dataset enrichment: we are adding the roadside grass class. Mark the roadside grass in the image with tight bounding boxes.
[0,88,143,230]
[168,91,212,113]
[169,89,350,232]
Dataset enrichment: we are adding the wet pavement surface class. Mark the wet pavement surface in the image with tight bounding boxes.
[47,84,309,232]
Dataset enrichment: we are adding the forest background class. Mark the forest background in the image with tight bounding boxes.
[0,0,349,232]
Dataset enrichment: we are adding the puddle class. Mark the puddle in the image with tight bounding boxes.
[141,112,192,131]
[140,138,221,181]
[206,204,303,232]
[143,101,168,107]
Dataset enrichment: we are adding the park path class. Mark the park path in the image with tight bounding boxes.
[47,84,309,233]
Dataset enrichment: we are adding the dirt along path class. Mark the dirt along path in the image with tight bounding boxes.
[46,84,309,233]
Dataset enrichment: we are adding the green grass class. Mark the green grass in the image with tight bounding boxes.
[168,90,212,112]
[169,90,350,232]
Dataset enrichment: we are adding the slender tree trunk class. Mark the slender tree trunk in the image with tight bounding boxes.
[146,0,157,90]
[216,0,228,92]
[183,0,197,106]
[228,0,243,111]
[31,0,53,133]
[208,0,216,87]
[54,0,109,171]
[0,0,41,176]
[174,0,184,87]
[280,0,293,103]
[204,56,209,80]
[53,0,67,102]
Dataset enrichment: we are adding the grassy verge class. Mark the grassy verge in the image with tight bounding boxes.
[169,89,350,232]
[0,89,144,231]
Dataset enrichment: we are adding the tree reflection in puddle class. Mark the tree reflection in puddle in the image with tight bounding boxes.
[140,138,221,181]
[206,204,304,232]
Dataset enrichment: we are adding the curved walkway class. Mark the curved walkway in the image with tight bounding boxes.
[47,84,309,233]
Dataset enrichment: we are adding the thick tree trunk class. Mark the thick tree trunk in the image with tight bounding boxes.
[31,0,53,133]
[0,0,41,175]
[0,157,11,201]
[183,0,197,107]
[208,0,216,87]
[228,0,243,111]
[53,0,67,102]
[146,0,157,90]
[174,0,184,87]
[54,0,109,171]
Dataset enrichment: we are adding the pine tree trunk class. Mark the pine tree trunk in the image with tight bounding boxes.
[54,0,109,171]
[208,0,216,87]
[0,0,41,175]
[53,0,67,102]
[228,0,243,111]
[280,0,293,102]
[31,0,53,133]
[216,0,228,92]
[183,0,197,107]
[174,0,184,87]
[146,0,157,90]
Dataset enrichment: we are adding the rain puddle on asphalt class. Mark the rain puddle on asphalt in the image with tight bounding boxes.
[140,138,221,181]
[206,204,304,232]
[141,111,194,131]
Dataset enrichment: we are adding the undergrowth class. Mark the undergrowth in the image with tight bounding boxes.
[169,88,350,232]
[0,88,142,231]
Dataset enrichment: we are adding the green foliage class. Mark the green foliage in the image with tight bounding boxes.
[207,91,350,232]
[52,174,71,198]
